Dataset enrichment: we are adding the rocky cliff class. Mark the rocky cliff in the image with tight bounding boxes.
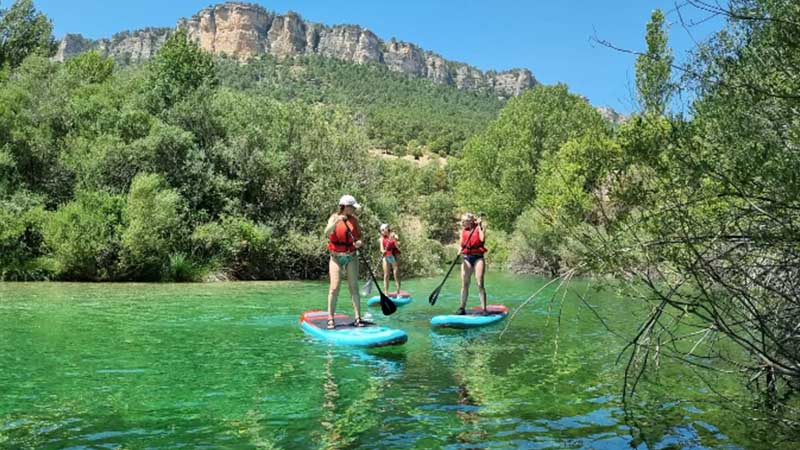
[54,2,535,97]
[54,28,173,64]
[596,106,627,125]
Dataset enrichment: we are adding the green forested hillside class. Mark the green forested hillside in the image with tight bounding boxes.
[216,55,505,156]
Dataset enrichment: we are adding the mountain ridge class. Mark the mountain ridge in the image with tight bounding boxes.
[54,1,536,98]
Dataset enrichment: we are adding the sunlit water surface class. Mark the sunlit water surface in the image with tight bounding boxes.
[0,274,780,449]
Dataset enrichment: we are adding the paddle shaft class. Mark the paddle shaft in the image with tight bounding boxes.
[340,218,394,306]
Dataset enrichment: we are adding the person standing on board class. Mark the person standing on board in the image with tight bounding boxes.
[325,195,368,329]
[458,212,488,315]
[379,223,402,295]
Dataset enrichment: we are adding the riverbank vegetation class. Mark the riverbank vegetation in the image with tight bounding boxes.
[0,2,458,282]
[476,0,800,437]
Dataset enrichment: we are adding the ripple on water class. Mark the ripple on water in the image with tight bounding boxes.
[95,369,147,374]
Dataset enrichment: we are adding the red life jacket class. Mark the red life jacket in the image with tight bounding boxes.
[382,236,400,256]
[461,227,487,255]
[328,216,360,253]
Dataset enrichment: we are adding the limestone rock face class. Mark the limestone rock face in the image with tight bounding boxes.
[102,28,172,63]
[453,64,486,91]
[53,28,171,63]
[178,3,272,59]
[596,106,627,125]
[314,25,381,63]
[266,12,307,57]
[489,69,536,98]
[382,39,426,76]
[424,54,451,85]
[54,34,97,61]
[55,2,538,96]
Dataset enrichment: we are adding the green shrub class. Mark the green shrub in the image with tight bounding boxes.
[163,253,207,282]
[144,29,216,113]
[421,191,457,243]
[273,230,328,280]
[43,190,124,280]
[455,84,609,231]
[0,191,50,280]
[484,229,511,269]
[118,173,183,280]
[191,215,274,280]
[508,208,564,276]
[393,220,445,278]
[64,51,114,84]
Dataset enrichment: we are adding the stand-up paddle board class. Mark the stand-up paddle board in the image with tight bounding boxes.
[367,290,412,307]
[430,304,509,329]
[300,310,408,347]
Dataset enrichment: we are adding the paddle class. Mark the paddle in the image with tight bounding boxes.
[341,219,397,316]
[428,221,480,306]
[360,254,381,296]
[361,278,373,297]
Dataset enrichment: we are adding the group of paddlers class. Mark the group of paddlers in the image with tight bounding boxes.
[324,195,488,329]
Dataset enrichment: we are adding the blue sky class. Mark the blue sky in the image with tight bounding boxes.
[33,1,726,114]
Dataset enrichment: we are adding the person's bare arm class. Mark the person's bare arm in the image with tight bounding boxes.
[353,220,363,248]
[324,214,341,236]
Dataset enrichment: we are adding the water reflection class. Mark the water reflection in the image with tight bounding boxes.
[453,383,488,449]
[319,348,407,449]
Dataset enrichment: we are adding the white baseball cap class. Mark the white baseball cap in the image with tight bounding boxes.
[380,223,389,232]
[338,194,361,210]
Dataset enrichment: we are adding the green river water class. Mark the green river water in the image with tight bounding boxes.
[0,273,784,449]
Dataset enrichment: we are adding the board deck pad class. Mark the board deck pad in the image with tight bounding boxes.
[430,304,509,329]
[387,290,412,298]
[300,310,408,347]
[304,312,363,330]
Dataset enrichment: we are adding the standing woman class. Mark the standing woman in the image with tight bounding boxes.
[379,223,401,294]
[325,195,367,329]
[458,212,487,315]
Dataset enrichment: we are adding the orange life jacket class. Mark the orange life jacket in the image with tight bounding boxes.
[461,227,487,255]
[382,236,400,256]
[328,216,360,253]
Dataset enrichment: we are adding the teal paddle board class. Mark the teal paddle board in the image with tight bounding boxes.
[367,290,412,307]
[300,310,408,347]
[430,304,509,329]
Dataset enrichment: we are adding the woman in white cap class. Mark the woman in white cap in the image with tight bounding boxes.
[458,212,487,315]
[324,195,368,328]
[379,223,401,294]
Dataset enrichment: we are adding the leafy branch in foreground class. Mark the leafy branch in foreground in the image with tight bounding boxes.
[578,0,800,438]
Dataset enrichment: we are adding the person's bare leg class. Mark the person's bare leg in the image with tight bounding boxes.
[393,262,401,293]
[347,258,362,321]
[460,261,473,311]
[383,258,390,293]
[475,258,487,310]
[327,257,342,326]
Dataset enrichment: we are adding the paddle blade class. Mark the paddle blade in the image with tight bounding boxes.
[361,279,373,296]
[428,286,442,306]
[380,293,397,316]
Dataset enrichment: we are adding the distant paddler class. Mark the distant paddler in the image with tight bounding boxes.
[458,212,488,315]
[379,223,402,295]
